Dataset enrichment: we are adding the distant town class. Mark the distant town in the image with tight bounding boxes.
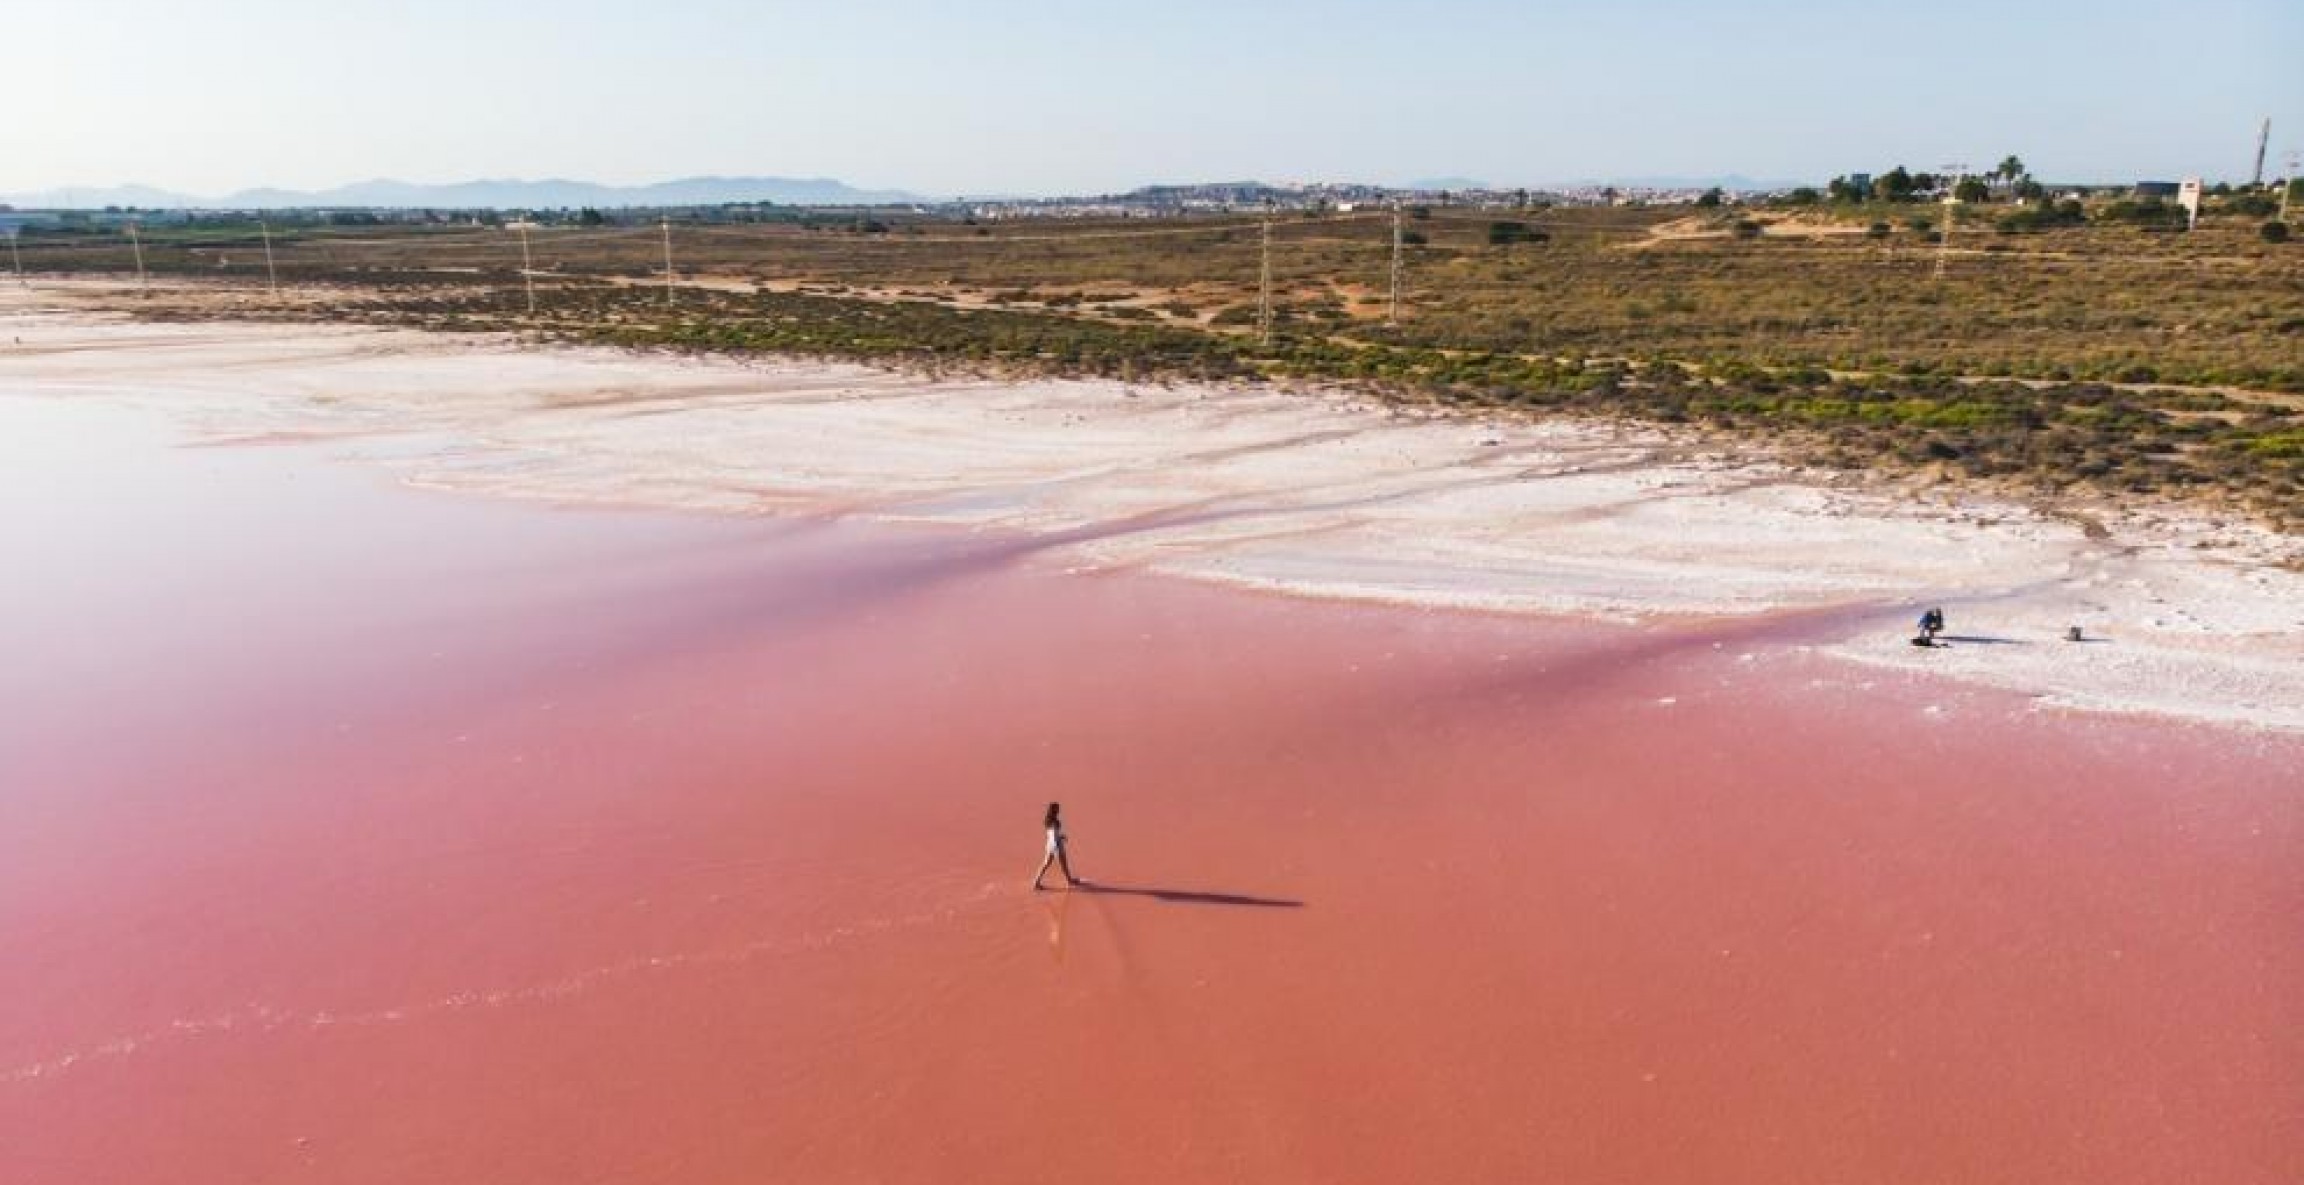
[2,170,2294,231]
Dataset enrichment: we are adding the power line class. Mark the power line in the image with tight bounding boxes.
[17,201,2271,323]
[1257,204,1273,346]
[260,220,279,297]
[297,225,654,253]
[512,220,536,315]
[1388,203,1404,326]
[672,211,1390,247]
[1933,162,1966,280]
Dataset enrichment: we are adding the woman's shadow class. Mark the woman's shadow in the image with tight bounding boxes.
[1072,882,1303,908]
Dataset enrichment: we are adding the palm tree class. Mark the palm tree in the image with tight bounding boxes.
[1996,155,2027,195]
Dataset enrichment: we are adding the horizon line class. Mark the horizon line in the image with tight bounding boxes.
[6,166,2282,212]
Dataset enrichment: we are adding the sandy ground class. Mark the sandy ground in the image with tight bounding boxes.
[5,283,2301,732]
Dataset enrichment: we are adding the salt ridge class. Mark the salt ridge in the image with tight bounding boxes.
[6,294,2298,732]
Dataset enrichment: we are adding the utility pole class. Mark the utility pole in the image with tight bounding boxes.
[127,221,147,291]
[1933,162,1965,280]
[513,220,536,316]
[1256,203,1273,346]
[2283,150,2301,223]
[259,220,279,297]
[1388,203,1404,327]
[660,216,675,308]
[8,230,22,287]
[2253,117,2271,188]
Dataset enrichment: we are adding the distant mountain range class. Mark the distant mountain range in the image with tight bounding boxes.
[2,172,1822,213]
[1,176,925,210]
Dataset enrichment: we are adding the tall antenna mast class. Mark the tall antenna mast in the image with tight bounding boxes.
[127,220,147,291]
[1257,202,1273,346]
[1933,162,1965,280]
[660,216,675,308]
[1388,203,1404,327]
[2254,118,2271,187]
[260,220,279,297]
[8,229,23,288]
[514,220,537,316]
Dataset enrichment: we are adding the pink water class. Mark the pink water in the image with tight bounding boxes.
[3,396,2298,1183]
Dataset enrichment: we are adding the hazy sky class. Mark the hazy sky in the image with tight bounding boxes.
[7,0,2299,196]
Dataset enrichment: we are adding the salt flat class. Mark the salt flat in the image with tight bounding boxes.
[7,288,2300,731]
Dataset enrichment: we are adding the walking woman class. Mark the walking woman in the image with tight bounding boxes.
[1033,801,1083,890]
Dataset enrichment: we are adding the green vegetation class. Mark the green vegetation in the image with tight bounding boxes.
[1484,220,1546,248]
[1995,200,2086,233]
[182,277,2294,528]
[2095,197,2188,227]
[29,197,2304,528]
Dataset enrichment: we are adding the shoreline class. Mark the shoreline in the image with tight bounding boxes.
[6,286,2301,732]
